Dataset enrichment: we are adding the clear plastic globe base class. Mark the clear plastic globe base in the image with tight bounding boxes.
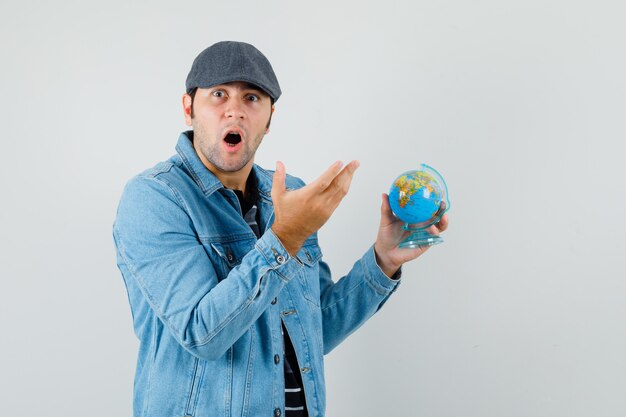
[399,225,444,248]
[388,164,450,249]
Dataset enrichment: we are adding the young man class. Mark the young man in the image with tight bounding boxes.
[113,41,448,417]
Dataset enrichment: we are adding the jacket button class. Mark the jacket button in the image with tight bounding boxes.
[274,354,280,364]
[275,254,285,264]
[271,297,277,305]
[274,408,282,417]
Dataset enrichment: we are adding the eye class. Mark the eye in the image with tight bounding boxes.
[246,94,259,102]
[212,90,225,98]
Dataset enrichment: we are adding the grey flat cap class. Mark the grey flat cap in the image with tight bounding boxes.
[185,41,281,102]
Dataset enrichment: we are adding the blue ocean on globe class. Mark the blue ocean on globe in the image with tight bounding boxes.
[388,172,441,225]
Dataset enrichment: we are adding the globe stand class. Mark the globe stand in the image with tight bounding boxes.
[399,224,444,248]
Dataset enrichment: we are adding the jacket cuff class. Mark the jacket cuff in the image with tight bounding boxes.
[255,228,303,283]
[361,245,401,295]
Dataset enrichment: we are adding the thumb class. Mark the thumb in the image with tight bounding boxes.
[380,193,397,225]
[271,161,287,198]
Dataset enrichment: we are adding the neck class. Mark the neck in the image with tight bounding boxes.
[209,159,254,193]
[218,167,252,192]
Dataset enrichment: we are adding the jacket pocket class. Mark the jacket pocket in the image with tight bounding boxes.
[209,238,256,278]
[184,357,205,417]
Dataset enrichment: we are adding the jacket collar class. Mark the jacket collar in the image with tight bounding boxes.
[176,131,223,196]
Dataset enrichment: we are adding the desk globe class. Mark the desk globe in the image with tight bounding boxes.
[388,164,450,248]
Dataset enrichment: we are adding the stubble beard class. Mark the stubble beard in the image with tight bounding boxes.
[193,123,263,173]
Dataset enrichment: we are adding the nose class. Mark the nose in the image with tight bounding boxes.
[224,100,245,119]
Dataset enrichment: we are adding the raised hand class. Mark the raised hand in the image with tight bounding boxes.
[271,160,360,255]
[374,193,449,278]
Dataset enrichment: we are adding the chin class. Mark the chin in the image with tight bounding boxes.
[216,160,250,173]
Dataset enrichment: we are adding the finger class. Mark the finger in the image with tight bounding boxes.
[271,161,287,198]
[327,160,359,197]
[435,214,449,232]
[310,160,344,191]
[316,161,359,215]
[380,193,397,224]
[427,215,448,235]
[426,224,440,236]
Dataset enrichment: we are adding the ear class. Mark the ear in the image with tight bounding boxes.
[265,105,275,134]
[182,93,193,126]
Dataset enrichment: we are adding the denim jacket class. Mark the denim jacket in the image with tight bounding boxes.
[113,132,400,417]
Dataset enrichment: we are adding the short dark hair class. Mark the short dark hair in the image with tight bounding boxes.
[189,87,198,118]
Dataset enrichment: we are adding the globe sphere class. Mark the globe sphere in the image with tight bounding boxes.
[388,165,449,228]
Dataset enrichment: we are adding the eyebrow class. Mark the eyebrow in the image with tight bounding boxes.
[242,83,268,96]
[209,83,269,98]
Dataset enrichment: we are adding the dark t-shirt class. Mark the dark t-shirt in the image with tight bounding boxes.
[232,178,308,417]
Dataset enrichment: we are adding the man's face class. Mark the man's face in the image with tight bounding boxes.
[183,81,274,174]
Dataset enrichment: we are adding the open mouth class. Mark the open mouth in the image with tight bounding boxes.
[223,132,242,147]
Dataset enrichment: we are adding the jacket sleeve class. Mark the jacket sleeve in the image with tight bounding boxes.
[318,246,401,354]
[113,175,303,361]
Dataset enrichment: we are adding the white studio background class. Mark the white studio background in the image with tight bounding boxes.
[1,0,625,416]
